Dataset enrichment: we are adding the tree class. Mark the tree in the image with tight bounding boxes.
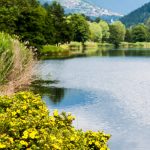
[46,1,69,45]
[15,5,47,48]
[89,22,102,42]
[109,21,126,47]
[145,17,150,29]
[0,0,46,48]
[69,14,90,44]
[0,0,19,34]
[125,29,132,42]
[95,17,101,23]
[99,20,110,42]
[145,18,150,41]
[131,24,148,42]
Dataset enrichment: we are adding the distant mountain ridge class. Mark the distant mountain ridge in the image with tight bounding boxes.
[120,2,150,27]
[40,0,123,22]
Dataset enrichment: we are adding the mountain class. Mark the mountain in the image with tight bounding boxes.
[40,0,123,22]
[120,2,150,27]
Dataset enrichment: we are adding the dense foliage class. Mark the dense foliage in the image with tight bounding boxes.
[89,22,102,42]
[109,21,126,47]
[69,14,90,44]
[0,92,110,149]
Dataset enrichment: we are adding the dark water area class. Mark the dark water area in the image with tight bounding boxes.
[30,49,150,150]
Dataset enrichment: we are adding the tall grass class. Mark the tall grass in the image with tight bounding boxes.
[0,33,14,84]
[0,32,34,95]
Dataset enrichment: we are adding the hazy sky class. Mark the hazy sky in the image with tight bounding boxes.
[90,0,150,15]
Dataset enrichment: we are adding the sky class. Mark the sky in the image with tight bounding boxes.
[89,0,150,15]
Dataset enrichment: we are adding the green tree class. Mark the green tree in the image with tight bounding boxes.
[69,14,90,44]
[145,18,150,41]
[95,17,101,23]
[99,20,110,42]
[145,17,150,29]
[0,0,45,48]
[47,1,69,45]
[0,0,19,34]
[131,24,148,42]
[109,21,126,47]
[125,29,132,42]
[15,6,46,48]
[89,22,102,42]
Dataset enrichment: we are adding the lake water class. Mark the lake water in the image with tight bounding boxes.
[32,50,150,150]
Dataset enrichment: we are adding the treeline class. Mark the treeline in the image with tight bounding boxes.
[87,18,150,47]
[120,1,150,27]
[1,0,150,50]
[0,0,90,50]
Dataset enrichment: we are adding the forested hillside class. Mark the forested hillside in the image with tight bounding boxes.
[120,2,150,27]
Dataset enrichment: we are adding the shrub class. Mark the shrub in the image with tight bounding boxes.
[0,92,111,150]
[40,45,68,55]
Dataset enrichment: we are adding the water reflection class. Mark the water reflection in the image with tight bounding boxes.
[30,80,65,104]
[95,49,150,57]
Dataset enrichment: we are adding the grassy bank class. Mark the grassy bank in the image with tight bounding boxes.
[39,42,113,59]
[39,41,150,59]
[0,92,110,149]
[0,32,34,95]
[120,42,150,48]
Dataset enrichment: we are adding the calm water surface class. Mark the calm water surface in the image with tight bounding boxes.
[32,52,150,150]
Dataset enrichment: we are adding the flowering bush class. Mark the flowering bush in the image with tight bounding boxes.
[0,92,110,149]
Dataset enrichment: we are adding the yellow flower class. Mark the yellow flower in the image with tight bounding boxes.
[70,136,75,141]
[49,116,55,122]
[67,115,75,121]
[28,110,32,114]
[95,141,100,147]
[20,140,28,146]
[22,131,28,139]
[52,144,61,149]
[57,139,62,144]
[29,130,38,139]
[9,137,14,143]
[17,110,20,114]
[50,135,56,141]
[23,95,28,99]
[89,141,93,145]
[100,147,106,150]
[22,105,27,110]
[0,143,6,148]
[12,112,16,116]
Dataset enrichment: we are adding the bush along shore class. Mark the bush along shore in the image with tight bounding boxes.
[0,92,111,150]
[0,32,34,95]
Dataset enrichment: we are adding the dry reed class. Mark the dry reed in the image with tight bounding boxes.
[0,33,35,95]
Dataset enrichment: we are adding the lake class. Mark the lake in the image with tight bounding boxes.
[31,50,150,150]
